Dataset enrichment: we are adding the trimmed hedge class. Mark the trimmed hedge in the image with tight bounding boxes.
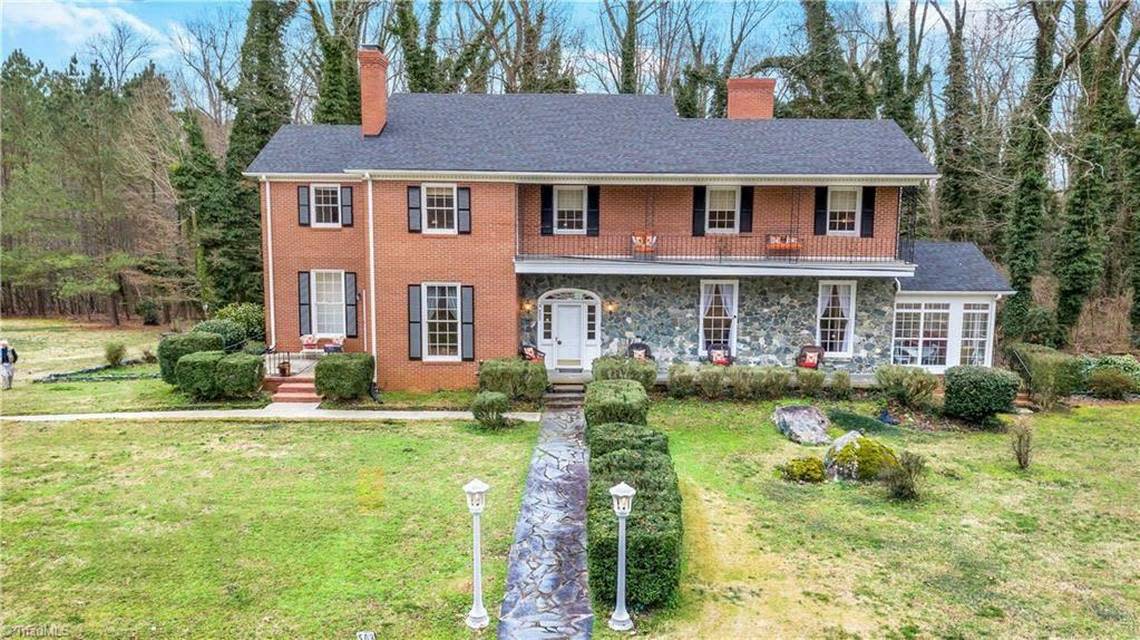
[587,422,670,458]
[214,302,266,342]
[591,355,657,390]
[176,350,225,400]
[314,353,374,400]
[478,358,548,402]
[584,379,649,426]
[587,447,682,611]
[1088,368,1136,399]
[191,319,246,352]
[1004,342,1084,407]
[796,367,825,397]
[667,364,697,398]
[874,365,937,409]
[669,364,792,400]
[829,370,852,400]
[216,352,265,398]
[943,365,1021,424]
[472,391,511,429]
[1083,354,1140,387]
[157,332,224,385]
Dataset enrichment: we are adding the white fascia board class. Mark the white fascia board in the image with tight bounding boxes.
[515,258,916,278]
[342,169,935,186]
[243,172,365,181]
[896,290,1014,297]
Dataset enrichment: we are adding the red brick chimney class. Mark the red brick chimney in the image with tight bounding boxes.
[726,77,776,120]
[358,46,389,136]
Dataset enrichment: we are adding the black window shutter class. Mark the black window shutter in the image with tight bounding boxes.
[540,185,554,235]
[461,285,475,361]
[340,186,354,227]
[860,186,876,238]
[298,186,310,227]
[586,186,600,236]
[814,187,828,236]
[298,272,311,335]
[457,187,472,234]
[739,186,754,233]
[407,285,422,360]
[692,186,706,236]
[344,272,358,338]
[407,186,422,233]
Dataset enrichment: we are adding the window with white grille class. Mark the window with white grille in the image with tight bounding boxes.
[313,185,341,226]
[424,284,460,360]
[706,187,739,233]
[423,185,457,232]
[891,301,950,366]
[554,186,586,234]
[827,187,859,235]
[700,280,737,352]
[961,303,991,366]
[312,271,345,336]
[817,282,855,355]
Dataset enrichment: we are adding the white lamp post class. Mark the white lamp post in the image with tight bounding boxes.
[608,481,636,632]
[463,478,490,630]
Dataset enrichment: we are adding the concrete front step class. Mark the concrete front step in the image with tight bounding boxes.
[273,392,322,403]
[264,375,314,393]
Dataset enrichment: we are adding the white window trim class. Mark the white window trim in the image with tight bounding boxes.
[420,183,459,235]
[891,296,998,372]
[310,269,346,338]
[421,281,462,362]
[817,280,857,358]
[705,186,741,235]
[552,185,589,236]
[699,279,739,355]
[310,183,342,228]
[826,186,861,237]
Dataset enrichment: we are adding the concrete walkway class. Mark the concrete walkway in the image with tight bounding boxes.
[0,403,542,423]
[497,408,593,639]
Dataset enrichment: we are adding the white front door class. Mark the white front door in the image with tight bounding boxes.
[554,303,584,369]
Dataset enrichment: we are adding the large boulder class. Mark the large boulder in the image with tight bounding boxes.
[772,405,832,445]
[824,430,899,481]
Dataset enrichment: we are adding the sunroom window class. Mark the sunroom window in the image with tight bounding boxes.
[892,301,950,366]
[960,303,991,366]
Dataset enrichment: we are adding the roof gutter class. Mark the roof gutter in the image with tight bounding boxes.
[340,169,937,186]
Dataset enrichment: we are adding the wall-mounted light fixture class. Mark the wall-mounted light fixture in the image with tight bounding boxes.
[604,300,619,314]
[521,299,535,314]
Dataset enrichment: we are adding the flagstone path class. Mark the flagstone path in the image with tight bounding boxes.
[497,408,593,639]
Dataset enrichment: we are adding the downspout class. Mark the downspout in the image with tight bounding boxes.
[367,173,379,384]
[262,176,277,349]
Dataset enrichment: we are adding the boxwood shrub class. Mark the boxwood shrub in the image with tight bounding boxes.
[591,355,657,390]
[586,422,669,458]
[176,350,225,400]
[584,379,649,426]
[587,447,682,611]
[667,363,697,398]
[471,391,511,429]
[191,319,246,352]
[314,353,375,401]
[942,365,1021,424]
[214,302,266,342]
[157,332,224,385]
[874,364,937,409]
[478,358,548,402]
[216,352,265,398]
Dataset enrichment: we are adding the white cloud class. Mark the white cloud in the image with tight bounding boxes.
[2,0,170,51]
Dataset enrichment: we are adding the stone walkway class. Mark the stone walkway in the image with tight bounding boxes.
[498,408,593,639]
[0,403,542,423]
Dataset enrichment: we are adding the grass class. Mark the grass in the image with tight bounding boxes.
[1,418,537,638]
[0,317,164,382]
[322,390,540,412]
[595,399,1140,639]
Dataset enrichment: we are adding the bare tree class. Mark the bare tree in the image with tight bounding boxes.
[172,7,243,155]
[85,21,155,91]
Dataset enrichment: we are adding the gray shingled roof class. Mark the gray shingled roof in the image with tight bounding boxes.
[902,241,1013,293]
[246,93,937,176]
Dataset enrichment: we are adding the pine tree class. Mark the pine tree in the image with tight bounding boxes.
[309,0,362,124]
[171,113,229,307]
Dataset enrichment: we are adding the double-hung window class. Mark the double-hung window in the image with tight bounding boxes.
[312,270,346,337]
[827,187,860,235]
[423,283,461,360]
[891,301,951,366]
[960,303,992,366]
[312,185,341,227]
[422,184,457,233]
[700,280,738,353]
[554,186,587,234]
[817,281,856,356]
[706,187,739,233]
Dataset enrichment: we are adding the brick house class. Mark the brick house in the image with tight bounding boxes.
[245,47,1013,391]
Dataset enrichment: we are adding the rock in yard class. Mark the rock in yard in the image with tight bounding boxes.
[824,430,898,481]
[772,405,832,445]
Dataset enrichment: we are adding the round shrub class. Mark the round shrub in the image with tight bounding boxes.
[667,363,697,398]
[1088,368,1136,400]
[592,355,657,391]
[191,319,246,352]
[1084,355,1140,387]
[874,365,937,409]
[157,332,224,385]
[478,358,548,402]
[104,341,127,367]
[471,391,511,429]
[584,379,650,426]
[587,422,669,458]
[796,367,825,398]
[826,435,899,481]
[176,350,225,400]
[216,352,264,398]
[943,365,1021,424]
[314,353,374,401]
[214,302,266,342]
[777,456,825,483]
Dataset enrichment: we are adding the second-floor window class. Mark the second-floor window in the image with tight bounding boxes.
[554,186,587,234]
[313,185,341,227]
[827,187,860,235]
[706,187,739,233]
[423,184,457,233]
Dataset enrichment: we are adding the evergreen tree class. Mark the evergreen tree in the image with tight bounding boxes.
[877,5,920,144]
[391,0,490,93]
[672,63,713,118]
[309,0,362,124]
[171,113,229,307]
[934,0,980,243]
[617,0,640,94]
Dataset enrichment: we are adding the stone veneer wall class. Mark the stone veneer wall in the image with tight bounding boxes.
[518,275,896,373]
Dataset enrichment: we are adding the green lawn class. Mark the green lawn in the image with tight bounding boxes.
[0,317,165,382]
[1,418,537,638]
[595,400,1140,639]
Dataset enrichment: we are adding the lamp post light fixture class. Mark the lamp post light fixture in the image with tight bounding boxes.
[463,478,490,630]
[608,481,636,632]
